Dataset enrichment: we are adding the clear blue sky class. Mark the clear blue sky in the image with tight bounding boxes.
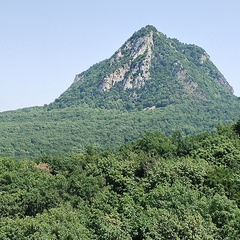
[1,0,239,112]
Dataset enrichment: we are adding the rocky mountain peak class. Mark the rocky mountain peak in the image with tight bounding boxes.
[55,25,236,110]
[99,27,155,91]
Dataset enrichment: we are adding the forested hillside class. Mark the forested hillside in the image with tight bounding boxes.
[0,98,239,159]
[0,25,240,159]
[0,120,240,239]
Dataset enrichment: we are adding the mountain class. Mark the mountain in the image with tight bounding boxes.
[0,25,240,159]
[50,25,235,110]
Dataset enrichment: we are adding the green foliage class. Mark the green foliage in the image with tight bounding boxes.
[0,120,240,239]
[130,132,176,157]
[234,118,240,135]
[0,205,92,240]
[0,101,239,159]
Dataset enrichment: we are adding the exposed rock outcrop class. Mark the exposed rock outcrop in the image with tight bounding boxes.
[99,64,130,91]
[215,74,234,93]
[99,31,154,91]
[74,73,84,83]
[199,52,210,64]
[174,61,198,94]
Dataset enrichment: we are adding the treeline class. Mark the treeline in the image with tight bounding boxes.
[0,120,240,239]
[0,100,239,159]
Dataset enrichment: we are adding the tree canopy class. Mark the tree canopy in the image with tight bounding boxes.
[0,120,240,239]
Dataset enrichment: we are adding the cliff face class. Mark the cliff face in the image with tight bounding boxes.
[53,25,236,110]
[99,30,154,91]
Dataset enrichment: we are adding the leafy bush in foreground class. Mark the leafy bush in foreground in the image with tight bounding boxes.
[0,121,240,239]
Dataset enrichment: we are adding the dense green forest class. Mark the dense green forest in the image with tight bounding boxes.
[0,120,240,239]
[0,99,239,159]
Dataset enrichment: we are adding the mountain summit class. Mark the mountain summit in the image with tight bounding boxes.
[98,25,155,91]
[51,25,235,110]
